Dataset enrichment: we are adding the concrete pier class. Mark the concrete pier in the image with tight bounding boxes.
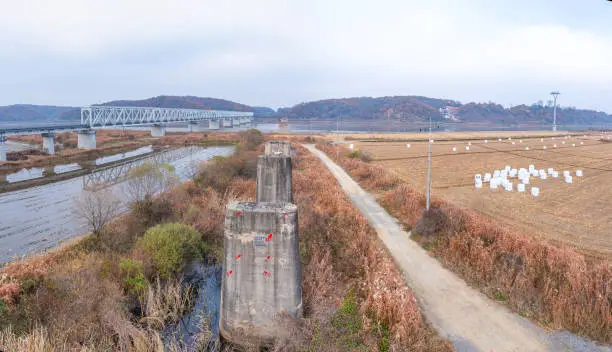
[0,135,6,162]
[209,120,220,130]
[220,202,302,343]
[77,129,96,150]
[41,132,56,155]
[223,119,233,128]
[264,141,292,157]
[151,124,167,137]
[256,155,293,203]
[233,117,241,126]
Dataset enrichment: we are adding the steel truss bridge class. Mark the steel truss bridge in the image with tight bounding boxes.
[82,146,210,190]
[80,106,253,128]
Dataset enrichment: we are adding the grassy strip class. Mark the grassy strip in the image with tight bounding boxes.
[317,142,611,344]
[0,131,262,351]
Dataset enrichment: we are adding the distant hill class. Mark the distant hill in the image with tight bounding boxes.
[2,95,611,126]
[0,104,78,122]
[99,95,253,112]
[275,96,612,126]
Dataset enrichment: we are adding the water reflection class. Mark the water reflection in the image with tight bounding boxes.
[0,146,234,264]
[95,145,154,165]
[6,168,44,183]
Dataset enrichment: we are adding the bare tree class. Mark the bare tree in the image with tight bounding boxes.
[76,188,121,236]
[124,162,179,203]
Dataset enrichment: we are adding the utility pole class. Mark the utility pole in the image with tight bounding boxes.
[550,91,560,132]
[426,114,432,212]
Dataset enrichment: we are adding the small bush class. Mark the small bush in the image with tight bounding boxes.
[414,208,450,238]
[135,223,205,278]
[346,149,372,162]
[131,196,176,229]
[120,258,147,296]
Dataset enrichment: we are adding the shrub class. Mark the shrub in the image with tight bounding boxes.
[414,208,449,238]
[346,149,372,162]
[131,196,176,229]
[238,129,264,151]
[135,223,205,278]
[120,258,147,296]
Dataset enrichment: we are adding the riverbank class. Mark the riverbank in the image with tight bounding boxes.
[0,132,453,351]
[1,130,240,174]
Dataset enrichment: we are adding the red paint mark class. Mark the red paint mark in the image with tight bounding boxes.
[263,270,271,277]
[235,254,242,260]
[265,255,271,262]
[283,212,288,217]
[265,233,273,242]
[226,270,233,277]
[235,211,242,216]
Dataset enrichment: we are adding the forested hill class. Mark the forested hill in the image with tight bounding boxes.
[276,96,612,126]
[0,96,271,122]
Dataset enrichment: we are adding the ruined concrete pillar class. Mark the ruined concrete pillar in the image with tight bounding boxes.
[209,120,220,130]
[151,124,166,137]
[223,119,233,128]
[264,141,292,156]
[41,132,56,155]
[233,117,241,126]
[220,202,302,344]
[0,135,7,162]
[77,129,96,150]
[256,155,292,203]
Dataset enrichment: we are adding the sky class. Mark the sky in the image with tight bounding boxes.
[1,0,611,112]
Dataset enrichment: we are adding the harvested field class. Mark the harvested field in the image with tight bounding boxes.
[354,132,612,261]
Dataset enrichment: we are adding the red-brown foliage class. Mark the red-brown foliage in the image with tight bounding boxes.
[317,142,612,343]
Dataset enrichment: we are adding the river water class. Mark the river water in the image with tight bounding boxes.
[0,145,234,264]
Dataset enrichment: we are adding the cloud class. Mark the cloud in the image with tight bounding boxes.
[0,0,611,112]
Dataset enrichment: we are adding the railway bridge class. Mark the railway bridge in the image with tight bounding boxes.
[0,106,254,161]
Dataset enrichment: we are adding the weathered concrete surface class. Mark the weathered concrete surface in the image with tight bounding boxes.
[209,119,220,130]
[41,132,55,154]
[0,135,7,162]
[151,124,166,137]
[223,119,233,128]
[77,129,96,150]
[256,155,293,203]
[220,202,302,344]
[264,141,292,156]
[304,144,610,352]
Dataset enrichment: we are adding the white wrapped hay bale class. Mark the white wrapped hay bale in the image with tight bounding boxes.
[475,174,482,182]
[552,171,559,178]
[484,173,492,182]
[576,170,583,177]
[349,144,354,150]
[525,147,530,150]
[554,144,557,148]
[540,173,547,180]
[466,146,470,151]
[563,170,570,177]
[475,179,483,189]
[493,170,501,178]
[510,169,517,178]
[504,182,513,191]
[517,183,526,192]
[547,168,554,175]
[406,144,411,148]
[565,175,573,184]
[543,146,547,150]
[522,176,530,184]
[529,164,535,171]
[484,139,488,143]
[490,179,499,189]
[504,165,511,172]
[531,187,540,197]
[452,147,456,152]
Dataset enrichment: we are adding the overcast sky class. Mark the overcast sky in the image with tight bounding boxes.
[1,0,611,112]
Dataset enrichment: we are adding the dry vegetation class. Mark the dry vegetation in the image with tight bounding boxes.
[317,141,612,344]
[350,133,612,261]
[0,130,451,351]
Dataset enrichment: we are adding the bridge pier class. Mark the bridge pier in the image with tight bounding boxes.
[232,117,241,127]
[77,130,97,150]
[0,135,6,162]
[151,124,167,137]
[41,132,56,155]
[223,119,233,128]
[209,120,220,130]
[220,202,301,344]
[264,141,292,157]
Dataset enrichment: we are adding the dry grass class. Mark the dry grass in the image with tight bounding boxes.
[317,142,612,344]
[292,144,453,351]
[325,130,583,141]
[352,134,612,261]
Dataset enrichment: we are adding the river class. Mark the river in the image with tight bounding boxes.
[0,145,234,265]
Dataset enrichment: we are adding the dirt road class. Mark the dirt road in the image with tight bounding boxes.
[304,144,609,352]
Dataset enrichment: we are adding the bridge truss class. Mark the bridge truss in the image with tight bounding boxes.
[81,106,253,128]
